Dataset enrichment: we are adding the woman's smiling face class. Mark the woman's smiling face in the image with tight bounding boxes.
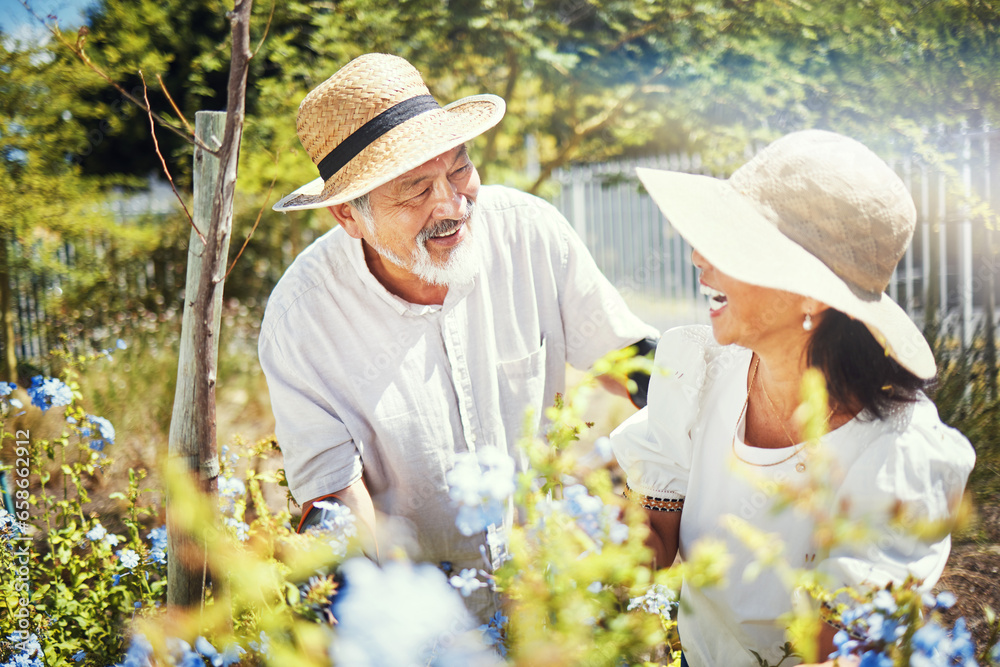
[692,249,814,350]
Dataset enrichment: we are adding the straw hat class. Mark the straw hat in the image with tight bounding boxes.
[636,130,936,379]
[273,53,506,212]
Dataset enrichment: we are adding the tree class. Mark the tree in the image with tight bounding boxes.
[0,35,157,380]
[41,0,1000,310]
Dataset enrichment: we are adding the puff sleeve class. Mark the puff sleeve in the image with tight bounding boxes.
[818,399,975,592]
[610,326,717,499]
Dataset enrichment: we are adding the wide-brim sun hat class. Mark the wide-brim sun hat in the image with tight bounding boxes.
[636,129,936,379]
[273,53,506,212]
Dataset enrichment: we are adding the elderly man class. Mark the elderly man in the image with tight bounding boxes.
[259,53,657,620]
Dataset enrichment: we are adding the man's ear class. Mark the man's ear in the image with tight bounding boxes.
[328,204,364,239]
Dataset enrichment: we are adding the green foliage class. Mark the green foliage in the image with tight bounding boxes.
[0,36,180,380]
[926,327,1000,505]
[498,355,681,664]
[1,347,998,665]
[47,0,1000,196]
[0,377,165,666]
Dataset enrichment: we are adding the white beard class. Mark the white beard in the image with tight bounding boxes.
[362,203,480,288]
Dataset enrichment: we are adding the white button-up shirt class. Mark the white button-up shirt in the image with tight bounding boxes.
[259,185,656,573]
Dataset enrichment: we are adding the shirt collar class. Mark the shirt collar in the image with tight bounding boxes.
[342,234,459,317]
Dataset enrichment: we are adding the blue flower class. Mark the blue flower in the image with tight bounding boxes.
[314,500,357,534]
[72,650,86,662]
[86,523,107,542]
[195,636,220,665]
[85,414,115,450]
[627,584,677,618]
[331,558,498,665]
[866,612,903,643]
[149,548,167,565]
[118,549,140,569]
[857,650,893,667]
[447,448,515,536]
[0,382,15,397]
[449,568,486,597]
[592,436,613,463]
[219,644,245,667]
[147,526,167,552]
[841,602,874,626]
[829,630,859,660]
[26,376,73,411]
[112,573,122,586]
[306,501,358,557]
[945,617,976,664]
[248,631,270,657]
[478,611,508,658]
[222,518,249,542]
[535,485,628,551]
[116,339,128,350]
[934,591,956,610]
[166,638,203,667]
[116,633,153,667]
[912,622,948,655]
[872,589,897,614]
[217,477,245,498]
[1,632,44,667]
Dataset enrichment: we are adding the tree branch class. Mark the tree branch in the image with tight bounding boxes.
[529,66,666,194]
[252,0,276,59]
[16,0,219,156]
[157,73,196,139]
[141,71,205,245]
[480,46,520,181]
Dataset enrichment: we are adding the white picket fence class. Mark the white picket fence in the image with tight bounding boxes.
[553,128,1000,342]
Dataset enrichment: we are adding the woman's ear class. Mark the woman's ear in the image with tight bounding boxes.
[328,204,364,239]
[803,298,830,318]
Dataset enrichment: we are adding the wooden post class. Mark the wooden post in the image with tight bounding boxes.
[166,0,253,608]
[166,111,228,607]
[0,229,17,381]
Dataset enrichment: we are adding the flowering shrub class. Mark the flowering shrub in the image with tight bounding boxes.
[824,584,987,667]
[1,348,999,666]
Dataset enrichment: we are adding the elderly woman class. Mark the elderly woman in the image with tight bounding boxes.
[611,131,975,667]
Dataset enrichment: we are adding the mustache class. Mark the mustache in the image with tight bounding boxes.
[417,201,475,244]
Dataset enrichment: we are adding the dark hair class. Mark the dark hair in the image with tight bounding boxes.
[806,309,933,420]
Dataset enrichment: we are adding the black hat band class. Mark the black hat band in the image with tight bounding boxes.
[316,94,440,182]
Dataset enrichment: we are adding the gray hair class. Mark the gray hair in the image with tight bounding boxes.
[348,193,375,232]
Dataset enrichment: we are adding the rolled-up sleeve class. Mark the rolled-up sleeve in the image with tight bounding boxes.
[818,407,975,592]
[611,326,713,499]
[258,331,363,504]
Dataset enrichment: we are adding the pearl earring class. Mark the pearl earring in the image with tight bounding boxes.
[803,313,813,331]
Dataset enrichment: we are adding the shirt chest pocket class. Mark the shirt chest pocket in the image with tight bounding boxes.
[496,337,548,442]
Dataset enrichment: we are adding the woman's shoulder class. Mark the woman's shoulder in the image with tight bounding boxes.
[654,325,747,378]
[841,396,976,495]
[645,325,747,410]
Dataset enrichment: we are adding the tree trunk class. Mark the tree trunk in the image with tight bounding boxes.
[166,0,253,609]
[0,229,17,382]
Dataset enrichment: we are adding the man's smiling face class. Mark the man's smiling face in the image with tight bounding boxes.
[358,144,481,287]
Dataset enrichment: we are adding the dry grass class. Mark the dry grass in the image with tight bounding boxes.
[939,503,1000,655]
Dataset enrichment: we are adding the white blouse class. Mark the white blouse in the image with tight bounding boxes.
[611,325,975,667]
